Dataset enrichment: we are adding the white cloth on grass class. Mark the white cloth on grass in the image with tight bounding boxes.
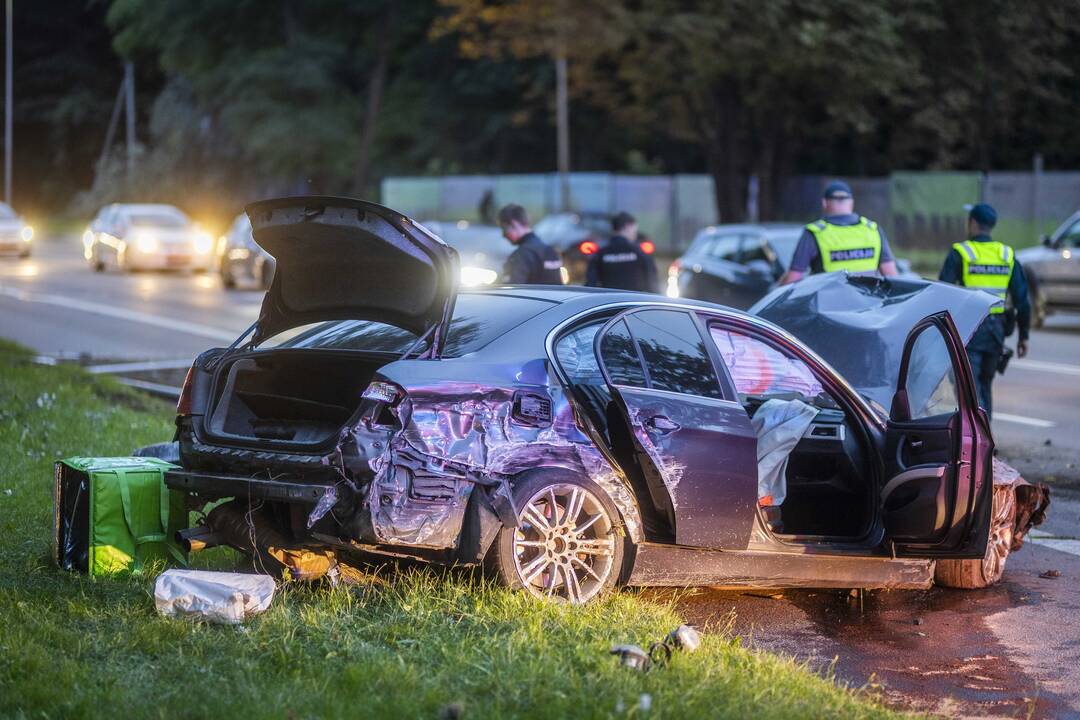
[751,399,820,506]
[154,569,276,624]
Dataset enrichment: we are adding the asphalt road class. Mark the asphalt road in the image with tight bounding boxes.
[4,235,1080,717]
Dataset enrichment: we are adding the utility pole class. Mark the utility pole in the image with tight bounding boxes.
[124,61,135,185]
[554,53,570,212]
[4,0,12,206]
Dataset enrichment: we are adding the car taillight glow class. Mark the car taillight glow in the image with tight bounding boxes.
[579,240,599,255]
[668,259,681,277]
[639,240,655,254]
[176,367,194,416]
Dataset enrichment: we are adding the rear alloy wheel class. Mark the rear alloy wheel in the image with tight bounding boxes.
[489,474,624,604]
[935,483,1016,589]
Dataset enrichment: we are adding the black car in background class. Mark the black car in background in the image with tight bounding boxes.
[534,211,655,284]
[1017,209,1080,327]
[667,224,802,309]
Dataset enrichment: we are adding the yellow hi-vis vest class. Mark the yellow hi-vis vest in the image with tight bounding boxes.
[807,216,882,272]
[953,239,1014,314]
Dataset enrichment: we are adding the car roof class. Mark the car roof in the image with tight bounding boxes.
[694,222,802,236]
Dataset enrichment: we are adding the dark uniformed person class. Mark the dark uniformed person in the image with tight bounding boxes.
[585,212,658,292]
[779,180,898,285]
[497,204,564,284]
[939,203,1030,418]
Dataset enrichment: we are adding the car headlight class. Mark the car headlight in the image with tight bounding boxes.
[20,225,33,242]
[82,229,93,248]
[460,265,498,287]
[194,232,213,254]
[135,233,159,253]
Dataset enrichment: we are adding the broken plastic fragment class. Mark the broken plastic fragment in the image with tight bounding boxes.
[306,485,338,528]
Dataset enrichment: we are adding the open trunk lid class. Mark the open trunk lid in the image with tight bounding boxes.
[749,273,996,412]
[247,196,459,354]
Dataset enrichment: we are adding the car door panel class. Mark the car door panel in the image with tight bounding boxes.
[614,387,758,548]
[595,308,759,550]
[883,313,993,558]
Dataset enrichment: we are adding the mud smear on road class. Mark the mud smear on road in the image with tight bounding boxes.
[648,581,1068,718]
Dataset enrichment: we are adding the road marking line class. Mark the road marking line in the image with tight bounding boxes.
[85,359,195,373]
[1027,537,1080,558]
[993,412,1056,428]
[0,283,239,342]
[1011,359,1080,377]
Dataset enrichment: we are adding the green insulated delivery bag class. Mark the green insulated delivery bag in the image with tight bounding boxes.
[54,456,188,575]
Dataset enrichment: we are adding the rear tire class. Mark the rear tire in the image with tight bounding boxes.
[934,483,1016,589]
[487,470,627,604]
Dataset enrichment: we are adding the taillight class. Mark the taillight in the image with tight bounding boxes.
[579,240,599,255]
[639,240,655,254]
[176,367,194,417]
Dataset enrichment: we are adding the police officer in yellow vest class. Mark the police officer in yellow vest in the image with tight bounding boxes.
[939,203,1030,418]
[779,180,898,285]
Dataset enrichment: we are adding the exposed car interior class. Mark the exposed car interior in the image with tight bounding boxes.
[205,350,388,446]
[708,325,873,539]
[554,313,876,545]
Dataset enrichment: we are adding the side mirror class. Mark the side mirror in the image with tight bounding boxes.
[1041,234,1053,247]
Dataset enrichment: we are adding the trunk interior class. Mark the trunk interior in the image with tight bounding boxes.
[206,350,387,448]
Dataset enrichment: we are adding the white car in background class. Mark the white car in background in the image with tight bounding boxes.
[84,203,214,272]
[0,201,34,258]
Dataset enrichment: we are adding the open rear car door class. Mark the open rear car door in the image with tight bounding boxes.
[883,311,994,558]
[592,307,758,550]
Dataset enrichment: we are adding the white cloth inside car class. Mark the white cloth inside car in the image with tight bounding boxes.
[751,399,820,505]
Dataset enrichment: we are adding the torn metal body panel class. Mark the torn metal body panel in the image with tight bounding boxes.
[990,458,1050,550]
[361,364,644,547]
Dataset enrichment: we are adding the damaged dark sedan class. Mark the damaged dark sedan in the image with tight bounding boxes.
[167,197,1047,603]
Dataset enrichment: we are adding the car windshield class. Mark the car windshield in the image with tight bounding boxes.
[766,230,801,268]
[269,292,554,357]
[128,210,189,228]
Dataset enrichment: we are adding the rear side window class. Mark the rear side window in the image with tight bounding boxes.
[709,326,823,400]
[599,319,647,387]
[624,310,723,398]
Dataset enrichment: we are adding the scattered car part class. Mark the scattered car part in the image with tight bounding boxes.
[610,644,652,672]
[154,569,275,624]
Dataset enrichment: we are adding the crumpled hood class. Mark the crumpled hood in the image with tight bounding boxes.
[247,196,459,347]
[749,273,996,412]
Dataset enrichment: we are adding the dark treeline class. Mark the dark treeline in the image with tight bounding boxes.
[9,0,1080,226]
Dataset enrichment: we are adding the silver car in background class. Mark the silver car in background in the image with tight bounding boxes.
[0,202,34,258]
[218,212,275,289]
[84,203,214,272]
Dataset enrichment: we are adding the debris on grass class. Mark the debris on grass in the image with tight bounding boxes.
[154,569,276,624]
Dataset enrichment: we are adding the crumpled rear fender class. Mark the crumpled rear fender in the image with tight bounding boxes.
[351,373,644,549]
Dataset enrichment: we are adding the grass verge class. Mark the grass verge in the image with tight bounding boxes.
[0,339,907,719]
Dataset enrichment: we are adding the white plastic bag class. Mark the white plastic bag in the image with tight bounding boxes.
[154,569,276,624]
